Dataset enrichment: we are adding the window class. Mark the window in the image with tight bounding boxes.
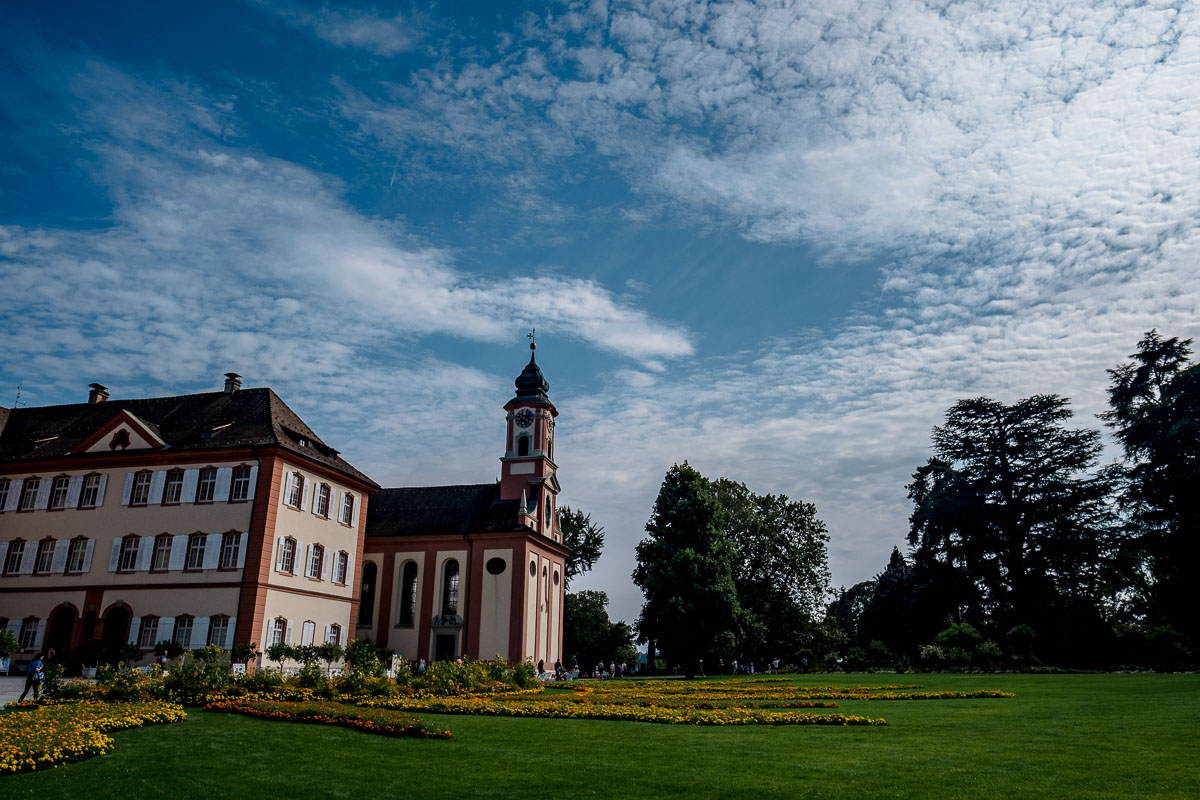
[186,534,206,570]
[174,616,194,649]
[306,544,324,579]
[358,562,377,625]
[517,435,530,456]
[286,473,303,507]
[399,561,418,626]
[326,623,341,645]
[162,471,184,504]
[270,618,287,647]
[118,536,140,571]
[151,535,172,570]
[230,466,252,501]
[18,478,40,510]
[278,538,296,574]
[139,616,160,649]
[79,474,101,508]
[19,618,39,650]
[333,551,348,585]
[339,492,355,525]
[195,468,217,502]
[545,496,551,528]
[49,476,71,509]
[34,539,55,573]
[130,471,152,505]
[219,532,241,569]
[314,484,330,517]
[208,616,230,648]
[4,541,24,573]
[0,479,9,510]
[442,560,460,616]
[301,620,315,646]
[66,538,88,573]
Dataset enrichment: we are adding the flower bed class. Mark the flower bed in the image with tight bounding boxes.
[204,699,451,739]
[0,700,186,774]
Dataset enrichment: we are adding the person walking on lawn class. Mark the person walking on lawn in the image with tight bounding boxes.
[19,653,44,701]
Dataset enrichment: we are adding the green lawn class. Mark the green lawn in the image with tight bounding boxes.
[6,673,1198,798]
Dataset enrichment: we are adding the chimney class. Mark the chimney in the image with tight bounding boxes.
[223,372,242,393]
[87,383,109,404]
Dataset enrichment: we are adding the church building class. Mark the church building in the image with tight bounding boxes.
[0,347,567,669]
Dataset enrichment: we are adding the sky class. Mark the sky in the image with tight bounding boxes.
[2,0,1198,624]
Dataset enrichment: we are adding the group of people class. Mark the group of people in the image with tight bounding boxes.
[18,652,45,701]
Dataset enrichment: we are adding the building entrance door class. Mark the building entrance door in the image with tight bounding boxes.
[46,606,77,655]
[434,633,457,661]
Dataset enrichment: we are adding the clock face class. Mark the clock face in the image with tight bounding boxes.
[515,409,535,428]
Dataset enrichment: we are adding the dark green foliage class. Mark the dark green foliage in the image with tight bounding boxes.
[563,590,637,668]
[907,395,1117,659]
[1103,330,1200,645]
[230,641,258,665]
[634,463,743,676]
[154,640,186,660]
[343,639,393,677]
[559,506,605,589]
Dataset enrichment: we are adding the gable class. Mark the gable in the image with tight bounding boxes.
[74,410,168,454]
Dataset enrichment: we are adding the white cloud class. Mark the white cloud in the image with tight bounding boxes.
[258,2,420,56]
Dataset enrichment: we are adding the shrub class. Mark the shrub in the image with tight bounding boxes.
[230,641,259,666]
[162,649,232,704]
[94,663,164,701]
[1005,624,1037,663]
[936,623,984,651]
[154,640,186,660]
[975,641,1003,670]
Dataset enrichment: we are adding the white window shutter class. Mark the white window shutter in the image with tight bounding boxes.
[32,619,47,650]
[181,469,199,503]
[3,479,20,511]
[0,542,7,567]
[345,553,354,587]
[169,535,188,570]
[127,617,141,645]
[158,618,174,643]
[350,495,360,528]
[214,467,232,502]
[275,537,286,571]
[237,532,248,568]
[284,620,294,645]
[35,479,52,510]
[107,539,122,571]
[323,624,331,644]
[203,533,222,569]
[193,617,210,647]
[136,537,153,571]
[226,616,237,647]
[121,472,134,505]
[83,539,96,572]
[304,544,313,577]
[299,479,310,512]
[5,619,19,637]
[51,540,69,573]
[283,473,296,505]
[310,483,320,513]
[295,541,304,573]
[247,466,258,499]
[338,625,345,645]
[96,474,108,506]
[321,550,330,581]
[148,471,166,504]
[20,545,36,574]
[66,476,83,507]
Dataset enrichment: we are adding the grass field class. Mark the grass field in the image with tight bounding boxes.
[6,673,1198,798]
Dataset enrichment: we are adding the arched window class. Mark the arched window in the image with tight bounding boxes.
[517,435,530,457]
[399,561,418,626]
[442,559,459,617]
[358,562,377,625]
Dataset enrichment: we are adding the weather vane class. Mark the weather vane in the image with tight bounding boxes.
[527,327,536,350]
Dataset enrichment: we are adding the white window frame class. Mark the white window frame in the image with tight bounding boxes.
[151,535,172,570]
[333,551,348,585]
[162,471,184,504]
[18,478,40,511]
[195,468,217,503]
[314,484,330,517]
[208,616,230,648]
[339,493,354,525]
[139,616,160,649]
[4,541,25,574]
[118,536,140,571]
[270,618,286,647]
[219,532,241,569]
[306,544,323,579]
[19,618,39,650]
[325,623,341,644]
[185,534,206,570]
[174,616,194,649]
[0,479,9,510]
[49,476,71,509]
[130,472,152,505]
[67,538,88,573]
[34,539,55,573]
[286,473,303,507]
[79,474,101,508]
[230,466,252,501]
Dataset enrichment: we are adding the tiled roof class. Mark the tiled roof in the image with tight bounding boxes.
[0,387,377,488]
[365,483,525,537]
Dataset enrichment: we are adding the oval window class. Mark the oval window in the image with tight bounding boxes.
[553,570,560,586]
[486,557,506,575]
[529,561,537,576]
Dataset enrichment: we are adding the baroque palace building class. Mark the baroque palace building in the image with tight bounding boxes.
[0,346,568,668]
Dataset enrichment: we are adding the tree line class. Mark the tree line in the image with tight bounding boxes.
[831,330,1198,669]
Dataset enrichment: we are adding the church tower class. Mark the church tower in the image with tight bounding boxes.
[500,341,561,543]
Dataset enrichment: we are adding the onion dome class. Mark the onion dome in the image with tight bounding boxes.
[510,342,550,405]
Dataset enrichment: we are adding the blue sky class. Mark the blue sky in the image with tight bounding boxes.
[3,0,1198,623]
